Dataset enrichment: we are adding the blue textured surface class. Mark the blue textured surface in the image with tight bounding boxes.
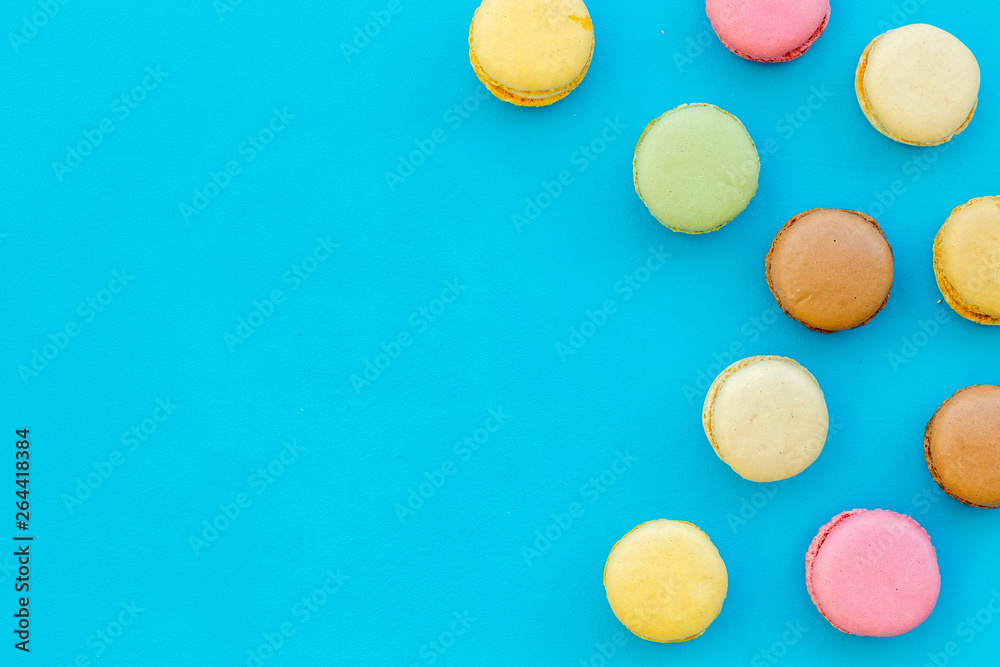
[3,1,1000,665]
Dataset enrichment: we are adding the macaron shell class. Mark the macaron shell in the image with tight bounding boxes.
[805,509,940,636]
[703,356,828,482]
[856,24,979,146]
[604,520,728,643]
[706,0,830,62]
[766,208,894,333]
[633,104,759,233]
[470,0,594,106]
[933,196,1000,324]
[925,385,1000,508]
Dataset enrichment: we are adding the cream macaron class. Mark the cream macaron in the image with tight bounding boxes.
[469,0,595,107]
[604,520,728,642]
[855,24,980,145]
[703,356,829,482]
[933,196,1000,325]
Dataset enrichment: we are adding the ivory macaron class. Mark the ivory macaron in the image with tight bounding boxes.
[925,385,1000,508]
[856,24,980,145]
[703,356,828,482]
[469,0,594,107]
[766,208,894,333]
[933,196,1000,325]
[707,0,830,63]
[806,509,940,636]
[604,520,728,642]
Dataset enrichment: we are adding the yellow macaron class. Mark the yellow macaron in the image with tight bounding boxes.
[469,0,594,107]
[933,196,1000,325]
[604,520,728,643]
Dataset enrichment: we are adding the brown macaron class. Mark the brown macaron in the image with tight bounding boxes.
[766,208,894,333]
[924,385,1000,509]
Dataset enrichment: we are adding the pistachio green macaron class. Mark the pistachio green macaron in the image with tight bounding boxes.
[633,103,760,233]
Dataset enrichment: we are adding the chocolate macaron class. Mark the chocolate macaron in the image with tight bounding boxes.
[766,208,894,333]
[925,385,1000,508]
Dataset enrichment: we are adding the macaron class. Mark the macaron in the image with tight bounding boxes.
[706,0,830,63]
[469,0,594,107]
[766,208,894,333]
[933,196,1000,325]
[806,509,940,636]
[703,356,828,482]
[855,24,980,145]
[604,520,727,643]
[925,385,1000,508]
[633,104,759,233]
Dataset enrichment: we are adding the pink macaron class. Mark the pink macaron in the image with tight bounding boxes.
[805,509,940,637]
[706,0,830,63]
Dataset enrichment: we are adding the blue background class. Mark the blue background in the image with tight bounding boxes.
[2,0,999,665]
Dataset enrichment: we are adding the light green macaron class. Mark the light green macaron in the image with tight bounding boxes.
[633,103,760,234]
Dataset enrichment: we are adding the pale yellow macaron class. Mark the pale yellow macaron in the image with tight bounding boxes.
[933,196,1000,325]
[855,24,979,146]
[604,520,728,643]
[703,356,829,482]
[469,0,594,107]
